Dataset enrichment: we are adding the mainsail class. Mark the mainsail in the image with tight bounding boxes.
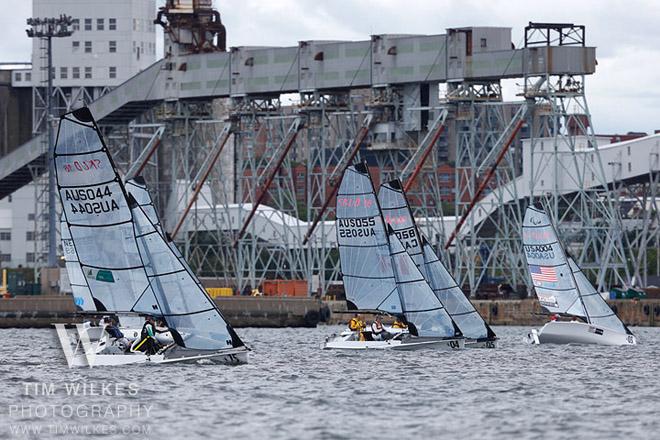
[387,227,457,338]
[522,206,586,316]
[378,179,493,340]
[522,206,629,333]
[336,165,401,314]
[55,107,243,350]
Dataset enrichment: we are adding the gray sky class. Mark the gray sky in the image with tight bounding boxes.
[1,0,658,134]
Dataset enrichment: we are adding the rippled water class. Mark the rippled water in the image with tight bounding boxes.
[0,326,658,439]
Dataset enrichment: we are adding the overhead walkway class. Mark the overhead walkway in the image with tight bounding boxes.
[1,27,596,198]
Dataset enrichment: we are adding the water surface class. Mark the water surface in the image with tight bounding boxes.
[0,326,657,439]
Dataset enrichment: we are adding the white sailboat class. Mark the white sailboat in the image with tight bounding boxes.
[378,179,498,348]
[55,107,249,366]
[322,164,464,350]
[522,206,636,346]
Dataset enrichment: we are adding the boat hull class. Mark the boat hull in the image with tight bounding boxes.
[67,346,249,367]
[465,338,498,349]
[321,332,464,350]
[526,321,636,346]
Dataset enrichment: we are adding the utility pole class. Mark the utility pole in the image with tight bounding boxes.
[26,15,73,268]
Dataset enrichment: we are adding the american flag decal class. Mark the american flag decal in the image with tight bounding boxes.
[530,265,558,283]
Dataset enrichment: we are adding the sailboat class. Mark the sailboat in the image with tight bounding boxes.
[378,179,498,348]
[321,164,464,350]
[522,206,636,346]
[55,107,249,366]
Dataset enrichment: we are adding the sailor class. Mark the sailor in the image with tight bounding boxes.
[104,317,130,351]
[135,316,161,355]
[348,314,365,332]
[371,316,391,341]
[391,319,407,329]
[104,317,124,339]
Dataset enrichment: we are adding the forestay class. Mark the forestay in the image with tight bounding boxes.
[387,228,456,338]
[336,165,401,314]
[378,179,492,340]
[522,206,587,317]
[568,258,629,334]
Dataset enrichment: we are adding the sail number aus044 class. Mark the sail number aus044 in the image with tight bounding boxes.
[64,185,120,215]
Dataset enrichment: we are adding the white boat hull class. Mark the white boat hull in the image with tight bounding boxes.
[321,330,464,351]
[465,338,498,349]
[67,346,249,367]
[526,321,636,346]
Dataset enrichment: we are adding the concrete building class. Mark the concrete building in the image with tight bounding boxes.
[12,0,156,90]
[0,0,157,269]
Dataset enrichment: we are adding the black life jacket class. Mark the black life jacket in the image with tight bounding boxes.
[141,321,154,339]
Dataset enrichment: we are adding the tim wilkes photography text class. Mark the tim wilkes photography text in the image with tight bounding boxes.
[7,381,152,436]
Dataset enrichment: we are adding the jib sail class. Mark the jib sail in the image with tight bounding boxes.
[378,179,492,340]
[387,227,457,338]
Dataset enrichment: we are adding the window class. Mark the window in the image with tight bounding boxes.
[0,232,10,241]
[109,18,116,31]
[0,254,10,263]
[27,213,35,221]
[85,41,92,53]
[109,66,116,78]
[72,19,79,31]
[72,67,80,79]
[97,18,104,31]
[627,146,631,156]
[72,41,80,52]
[84,18,92,31]
[109,41,117,53]
[60,67,67,79]
[25,72,31,81]
[84,67,92,79]
[26,253,35,263]
[15,72,21,81]
[133,18,137,31]
[26,231,35,241]
[628,162,632,172]
[480,38,487,48]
